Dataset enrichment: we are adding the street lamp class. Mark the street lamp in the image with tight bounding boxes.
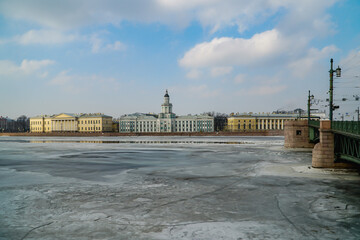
[329,58,341,121]
[336,66,341,77]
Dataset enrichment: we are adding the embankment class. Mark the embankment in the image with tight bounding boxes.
[0,130,283,137]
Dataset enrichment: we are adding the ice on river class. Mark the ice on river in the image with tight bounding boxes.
[0,136,359,240]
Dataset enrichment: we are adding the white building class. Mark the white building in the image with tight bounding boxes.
[119,90,214,133]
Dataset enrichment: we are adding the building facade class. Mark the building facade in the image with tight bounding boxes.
[30,113,113,133]
[227,114,300,131]
[119,90,214,133]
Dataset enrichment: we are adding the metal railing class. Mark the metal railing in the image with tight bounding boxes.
[332,121,360,135]
[308,119,320,128]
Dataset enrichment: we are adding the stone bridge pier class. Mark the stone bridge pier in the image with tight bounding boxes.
[312,120,335,167]
[312,120,354,168]
[284,120,314,148]
[285,120,355,168]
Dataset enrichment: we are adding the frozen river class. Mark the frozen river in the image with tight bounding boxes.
[0,136,359,239]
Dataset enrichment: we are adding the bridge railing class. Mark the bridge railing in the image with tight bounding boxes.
[332,121,360,135]
[308,119,320,128]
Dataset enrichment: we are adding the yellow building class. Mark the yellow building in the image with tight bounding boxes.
[227,115,257,131]
[227,114,299,131]
[30,113,113,133]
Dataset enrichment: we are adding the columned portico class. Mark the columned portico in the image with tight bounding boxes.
[52,119,77,132]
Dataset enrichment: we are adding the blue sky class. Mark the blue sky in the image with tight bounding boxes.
[0,0,359,120]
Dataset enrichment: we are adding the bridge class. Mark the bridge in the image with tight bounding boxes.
[287,57,360,167]
[309,120,360,166]
[285,120,360,167]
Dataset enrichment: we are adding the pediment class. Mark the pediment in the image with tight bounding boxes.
[53,113,77,119]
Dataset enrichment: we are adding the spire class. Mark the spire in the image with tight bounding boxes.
[164,89,169,97]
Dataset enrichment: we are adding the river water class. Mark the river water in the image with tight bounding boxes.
[0,136,359,239]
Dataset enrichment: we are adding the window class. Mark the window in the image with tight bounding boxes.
[296,130,302,136]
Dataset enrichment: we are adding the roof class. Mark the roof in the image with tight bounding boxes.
[31,113,112,119]
[229,114,299,118]
[79,113,112,118]
[119,114,214,121]
[120,114,157,120]
[176,115,214,120]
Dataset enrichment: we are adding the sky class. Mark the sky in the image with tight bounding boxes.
[0,0,359,120]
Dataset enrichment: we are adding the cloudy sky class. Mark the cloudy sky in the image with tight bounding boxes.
[1,0,359,119]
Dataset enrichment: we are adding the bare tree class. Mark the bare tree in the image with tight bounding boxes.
[16,115,30,132]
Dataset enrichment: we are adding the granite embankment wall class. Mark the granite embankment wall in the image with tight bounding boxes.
[0,130,284,137]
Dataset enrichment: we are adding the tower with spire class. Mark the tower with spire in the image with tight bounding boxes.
[160,89,175,118]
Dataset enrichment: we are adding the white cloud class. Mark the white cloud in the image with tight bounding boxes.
[0,0,337,35]
[16,29,79,45]
[340,48,360,78]
[50,70,73,85]
[0,59,54,77]
[288,45,338,78]
[50,70,121,93]
[106,41,126,51]
[277,0,338,38]
[180,29,294,69]
[186,69,202,79]
[175,0,339,83]
[90,34,126,53]
[210,66,233,77]
[20,59,55,73]
[90,35,103,53]
[238,85,287,96]
[234,74,245,84]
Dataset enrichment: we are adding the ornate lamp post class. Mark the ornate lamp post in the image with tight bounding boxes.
[329,58,341,121]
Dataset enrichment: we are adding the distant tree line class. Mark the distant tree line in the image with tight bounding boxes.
[0,115,30,132]
[202,112,228,132]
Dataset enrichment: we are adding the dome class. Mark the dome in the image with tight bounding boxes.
[164,90,169,97]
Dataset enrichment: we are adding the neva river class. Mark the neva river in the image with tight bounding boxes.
[0,136,359,240]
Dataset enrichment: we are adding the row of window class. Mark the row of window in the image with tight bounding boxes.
[235,124,284,130]
[233,119,287,123]
[121,123,213,131]
[80,120,101,124]
[32,119,110,125]
[120,128,213,132]
[80,127,101,131]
